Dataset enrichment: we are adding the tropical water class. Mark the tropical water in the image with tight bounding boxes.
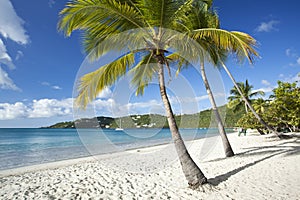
[0,128,233,170]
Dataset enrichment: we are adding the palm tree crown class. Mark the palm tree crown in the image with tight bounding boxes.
[228,79,265,113]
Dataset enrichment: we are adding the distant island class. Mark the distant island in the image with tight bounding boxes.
[42,105,245,129]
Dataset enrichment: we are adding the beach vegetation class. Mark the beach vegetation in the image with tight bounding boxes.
[237,80,300,133]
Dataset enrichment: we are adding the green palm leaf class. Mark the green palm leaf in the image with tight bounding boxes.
[129,52,158,95]
[58,0,144,37]
[192,28,259,64]
[76,52,135,108]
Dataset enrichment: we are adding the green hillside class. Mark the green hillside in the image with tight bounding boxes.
[43,105,245,129]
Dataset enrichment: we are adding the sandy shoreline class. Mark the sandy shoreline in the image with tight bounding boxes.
[1,131,300,199]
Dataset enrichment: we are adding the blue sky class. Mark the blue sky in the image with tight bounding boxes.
[0,0,299,128]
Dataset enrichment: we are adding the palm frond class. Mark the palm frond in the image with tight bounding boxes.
[136,0,183,29]
[192,28,258,64]
[167,32,207,64]
[85,28,148,61]
[76,52,135,108]
[58,0,145,36]
[129,52,158,95]
[249,90,265,98]
[166,53,189,77]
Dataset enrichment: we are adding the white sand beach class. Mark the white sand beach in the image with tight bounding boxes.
[1,131,299,199]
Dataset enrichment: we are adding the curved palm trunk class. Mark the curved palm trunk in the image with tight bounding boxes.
[220,61,281,138]
[158,62,207,188]
[200,62,234,157]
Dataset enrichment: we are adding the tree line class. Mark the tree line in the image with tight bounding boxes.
[233,80,300,133]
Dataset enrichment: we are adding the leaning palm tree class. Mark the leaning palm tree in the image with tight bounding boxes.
[174,1,262,157]
[171,1,236,157]
[222,61,281,137]
[193,2,235,157]
[58,0,209,188]
[228,79,265,113]
[181,2,279,136]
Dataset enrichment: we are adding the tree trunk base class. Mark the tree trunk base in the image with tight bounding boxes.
[188,177,208,189]
[190,181,219,192]
[225,151,234,157]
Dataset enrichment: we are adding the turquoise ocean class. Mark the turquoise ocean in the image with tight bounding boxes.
[0,128,233,170]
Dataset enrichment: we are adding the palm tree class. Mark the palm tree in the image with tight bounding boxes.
[227,79,278,135]
[220,61,282,137]
[172,2,260,157]
[192,2,234,157]
[228,79,264,113]
[166,1,236,157]
[58,0,209,188]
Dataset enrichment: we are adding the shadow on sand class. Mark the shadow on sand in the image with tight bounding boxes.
[207,137,300,186]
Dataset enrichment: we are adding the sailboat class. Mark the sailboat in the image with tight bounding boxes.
[115,118,124,131]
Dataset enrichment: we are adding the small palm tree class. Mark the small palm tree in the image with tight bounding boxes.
[228,79,264,113]
[227,79,280,135]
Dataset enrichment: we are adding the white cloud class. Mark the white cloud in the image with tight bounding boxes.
[286,49,291,57]
[0,38,14,69]
[41,81,62,90]
[52,85,62,90]
[0,67,20,91]
[287,57,300,67]
[169,93,226,104]
[278,73,300,87]
[0,97,163,120]
[0,93,216,120]
[28,98,73,118]
[0,0,29,44]
[174,95,209,104]
[287,73,300,85]
[253,87,274,94]
[261,80,271,86]
[15,50,23,60]
[0,98,74,120]
[255,20,279,32]
[0,102,27,119]
[93,99,164,117]
[0,0,29,91]
[285,48,300,66]
[41,81,50,86]
[285,48,298,58]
